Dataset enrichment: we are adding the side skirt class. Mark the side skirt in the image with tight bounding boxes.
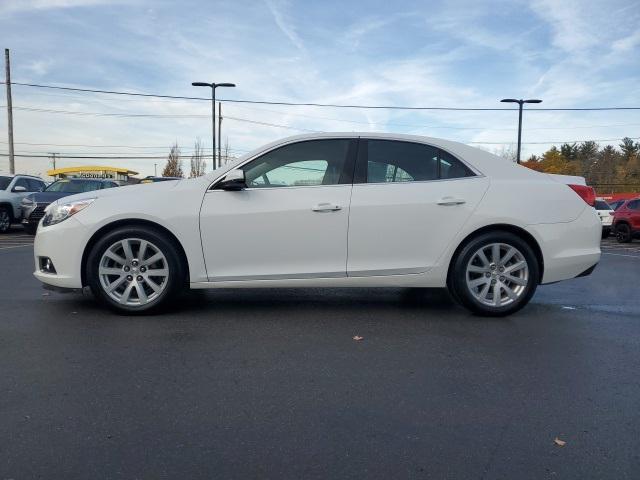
[190,272,444,289]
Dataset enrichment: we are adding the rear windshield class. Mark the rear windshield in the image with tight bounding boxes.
[594,200,611,210]
[0,176,11,190]
[46,180,103,193]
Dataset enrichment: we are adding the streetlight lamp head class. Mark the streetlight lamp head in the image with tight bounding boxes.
[524,99,543,104]
[216,83,236,88]
[192,82,211,87]
[500,98,519,103]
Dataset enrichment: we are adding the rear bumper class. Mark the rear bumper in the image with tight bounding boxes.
[527,206,601,284]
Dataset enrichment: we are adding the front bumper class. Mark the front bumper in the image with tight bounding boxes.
[33,216,87,289]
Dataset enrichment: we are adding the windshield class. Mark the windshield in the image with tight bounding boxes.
[45,179,103,193]
[0,176,11,190]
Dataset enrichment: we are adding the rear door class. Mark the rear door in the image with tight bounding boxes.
[347,139,489,276]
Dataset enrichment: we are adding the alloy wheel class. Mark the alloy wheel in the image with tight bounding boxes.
[465,242,529,307]
[98,238,169,306]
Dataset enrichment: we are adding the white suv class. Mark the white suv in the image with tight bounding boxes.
[0,174,47,233]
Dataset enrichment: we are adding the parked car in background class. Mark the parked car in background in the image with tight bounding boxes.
[0,174,47,233]
[608,199,626,211]
[594,199,615,238]
[139,176,182,184]
[32,133,601,317]
[21,178,119,235]
[613,197,640,243]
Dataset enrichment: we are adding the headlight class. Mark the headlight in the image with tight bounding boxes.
[42,198,96,227]
[21,197,35,206]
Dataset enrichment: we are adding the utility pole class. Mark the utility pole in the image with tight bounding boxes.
[4,49,15,174]
[218,102,222,166]
[154,163,157,176]
[48,152,58,171]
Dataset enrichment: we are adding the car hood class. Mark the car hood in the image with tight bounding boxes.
[27,191,78,204]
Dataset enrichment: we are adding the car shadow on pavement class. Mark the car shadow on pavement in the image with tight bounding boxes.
[38,286,523,324]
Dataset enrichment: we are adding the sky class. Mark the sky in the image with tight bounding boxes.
[1,0,640,178]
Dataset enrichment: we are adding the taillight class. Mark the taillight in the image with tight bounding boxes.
[568,184,596,207]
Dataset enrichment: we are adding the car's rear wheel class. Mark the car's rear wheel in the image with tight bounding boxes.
[449,232,539,316]
[0,207,11,233]
[86,226,185,314]
[616,223,632,243]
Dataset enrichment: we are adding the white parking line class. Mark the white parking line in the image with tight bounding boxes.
[602,252,640,259]
[0,244,32,251]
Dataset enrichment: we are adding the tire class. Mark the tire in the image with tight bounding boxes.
[0,206,11,233]
[449,231,540,317]
[24,223,38,235]
[86,226,185,314]
[615,223,632,243]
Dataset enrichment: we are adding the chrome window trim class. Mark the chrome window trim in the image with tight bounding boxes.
[206,135,485,192]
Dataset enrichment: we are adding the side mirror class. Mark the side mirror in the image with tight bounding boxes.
[12,185,27,192]
[217,170,246,191]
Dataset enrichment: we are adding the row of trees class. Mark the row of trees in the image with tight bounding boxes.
[161,138,233,178]
[518,137,640,192]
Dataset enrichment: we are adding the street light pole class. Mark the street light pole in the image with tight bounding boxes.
[500,98,542,164]
[192,81,236,170]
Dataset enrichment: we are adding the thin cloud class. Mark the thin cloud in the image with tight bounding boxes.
[263,0,306,53]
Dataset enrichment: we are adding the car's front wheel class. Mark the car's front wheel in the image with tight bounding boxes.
[449,232,540,316]
[86,226,185,314]
[24,223,38,235]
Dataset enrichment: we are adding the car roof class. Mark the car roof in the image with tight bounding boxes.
[214,132,537,180]
[1,173,43,179]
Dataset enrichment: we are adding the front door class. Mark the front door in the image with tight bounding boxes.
[200,138,357,281]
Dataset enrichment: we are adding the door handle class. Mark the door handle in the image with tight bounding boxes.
[437,197,466,206]
[312,203,342,212]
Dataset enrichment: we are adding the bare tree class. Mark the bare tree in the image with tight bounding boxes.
[189,138,207,177]
[162,142,184,177]
[494,144,517,163]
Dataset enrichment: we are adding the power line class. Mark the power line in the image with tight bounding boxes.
[5,81,640,111]
[0,154,216,159]
[0,140,249,153]
[5,103,640,132]
[3,136,638,157]
[468,136,640,145]
[0,104,316,131]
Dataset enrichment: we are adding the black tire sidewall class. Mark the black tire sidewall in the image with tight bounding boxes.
[86,226,184,314]
[0,207,11,233]
[450,232,540,317]
[616,224,631,243]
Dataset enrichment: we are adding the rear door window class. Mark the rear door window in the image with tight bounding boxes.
[355,139,476,183]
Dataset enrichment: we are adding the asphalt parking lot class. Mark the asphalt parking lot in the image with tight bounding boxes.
[1,229,639,479]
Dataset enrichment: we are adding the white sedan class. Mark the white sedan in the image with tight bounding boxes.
[33,133,601,316]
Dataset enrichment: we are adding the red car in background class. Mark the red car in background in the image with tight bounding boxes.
[613,197,640,243]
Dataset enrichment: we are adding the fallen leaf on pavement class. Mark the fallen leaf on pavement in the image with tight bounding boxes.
[554,437,566,447]
[353,336,363,341]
